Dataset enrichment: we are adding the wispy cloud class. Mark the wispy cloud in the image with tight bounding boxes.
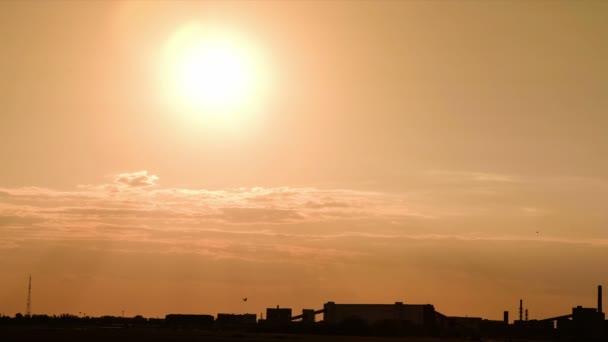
[0,176,428,226]
[426,170,520,183]
[0,171,431,258]
[2,170,608,260]
[114,170,159,188]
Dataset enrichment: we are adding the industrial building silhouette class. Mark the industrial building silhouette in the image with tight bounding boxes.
[2,284,606,340]
[159,285,608,339]
[173,284,606,339]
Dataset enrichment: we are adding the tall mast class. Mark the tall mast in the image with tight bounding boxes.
[26,274,31,316]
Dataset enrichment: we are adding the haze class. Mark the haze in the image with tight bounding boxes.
[1,1,607,320]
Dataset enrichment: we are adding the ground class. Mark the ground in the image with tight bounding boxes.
[0,327,552,342]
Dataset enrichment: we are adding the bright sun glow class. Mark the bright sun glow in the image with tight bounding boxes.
[162,23,271,125]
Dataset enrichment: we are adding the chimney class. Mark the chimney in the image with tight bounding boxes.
[503,311,509,324]
[599,285,603,313]
[519,299,523,321]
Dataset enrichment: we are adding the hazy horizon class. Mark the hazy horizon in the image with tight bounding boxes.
[1,1,607,321]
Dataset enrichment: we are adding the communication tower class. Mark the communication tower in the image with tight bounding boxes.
[26,275,32,316]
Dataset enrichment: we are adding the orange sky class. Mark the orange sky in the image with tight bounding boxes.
[0,1,607,320]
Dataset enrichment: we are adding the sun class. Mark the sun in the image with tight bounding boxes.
[175,40,249,110]
[161,23,270,124]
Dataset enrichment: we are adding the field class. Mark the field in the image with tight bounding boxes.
[0,327,509,342]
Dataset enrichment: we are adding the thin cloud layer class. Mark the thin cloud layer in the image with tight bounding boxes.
[2,170,608,259]
[0,172,430,259]
[0,178,427,226]
[426,170,520,183]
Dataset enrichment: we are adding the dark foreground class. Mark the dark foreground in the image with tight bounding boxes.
[0,327,556,342]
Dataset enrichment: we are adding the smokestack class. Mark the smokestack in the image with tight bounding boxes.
[599,285,603,313]
[503,311,509,324]
[519,299,523,321]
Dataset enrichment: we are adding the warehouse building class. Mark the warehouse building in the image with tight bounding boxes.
[322,301,436,330]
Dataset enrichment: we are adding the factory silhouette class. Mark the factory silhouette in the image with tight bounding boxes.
[2,282,607,341]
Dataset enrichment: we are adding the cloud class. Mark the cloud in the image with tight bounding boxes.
[0,184,426,227]
[113,170,159,188]
[427,170,519,183]
[2,170,608,262]
[218,207,304,224]
[0,172,432,258]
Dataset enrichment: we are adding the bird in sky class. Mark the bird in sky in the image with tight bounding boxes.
[243,298,248,302]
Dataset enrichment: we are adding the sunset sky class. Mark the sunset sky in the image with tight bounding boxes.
[1,1,607,320]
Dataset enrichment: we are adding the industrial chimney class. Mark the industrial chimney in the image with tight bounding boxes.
[599,285,603,313]
[519,299,523,321]
[503,311,509,324]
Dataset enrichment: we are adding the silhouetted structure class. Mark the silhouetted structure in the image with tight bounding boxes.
[26,275,31,317]
[323,301,436,334]
[535,285,607,340]
[3,283,607,340]
[300,309,315,324]
[266,306,292,325]
[557,306,605,339]
[512,319,556,339]
[599,285,603,314]
[216,313,256,328]
[519,298,523,321]
[165,314,213,329]
[290,309,323,324]
[443,316,483,336]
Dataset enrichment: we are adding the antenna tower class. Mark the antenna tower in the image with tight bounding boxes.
[26,274,32,316]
